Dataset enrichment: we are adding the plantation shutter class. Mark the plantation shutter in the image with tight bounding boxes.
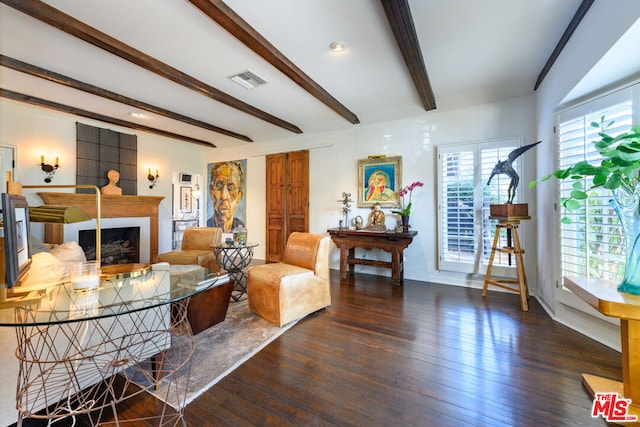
[437,138,523,274]
[438,145,476,273]
[555,88,634,282]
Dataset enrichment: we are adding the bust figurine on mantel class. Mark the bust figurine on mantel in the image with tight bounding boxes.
[101,169,122,195]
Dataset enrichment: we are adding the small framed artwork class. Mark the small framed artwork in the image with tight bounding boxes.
[357,156,402,208]
[1,193,32,288]
[180,186,192,212]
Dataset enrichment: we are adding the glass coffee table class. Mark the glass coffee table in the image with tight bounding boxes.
[0,265,223,426]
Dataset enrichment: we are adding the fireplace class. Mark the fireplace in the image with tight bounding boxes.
[37,193,163,262]
[79,226,140,265]
[64,217,151,264]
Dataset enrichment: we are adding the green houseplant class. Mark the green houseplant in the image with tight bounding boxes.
[391,181,424,232]
[530,117,640,294]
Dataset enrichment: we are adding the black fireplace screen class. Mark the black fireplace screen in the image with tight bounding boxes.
[79,227,140,265]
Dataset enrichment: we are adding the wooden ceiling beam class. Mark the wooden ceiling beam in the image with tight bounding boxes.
[0,89,217,148]
[188,0,360,125]
[534,0,594,90]
[0,55,252,143]
[380,0,436,111]
[1,0,302,134]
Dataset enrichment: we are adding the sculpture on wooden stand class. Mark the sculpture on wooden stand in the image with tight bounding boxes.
[487,141,541,204]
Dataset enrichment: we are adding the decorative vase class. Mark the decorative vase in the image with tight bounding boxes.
[401,215,410,233]
[611,185,640,295]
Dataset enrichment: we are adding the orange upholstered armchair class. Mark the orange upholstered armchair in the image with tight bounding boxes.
[157,227,222,271]
[247,232,333,326]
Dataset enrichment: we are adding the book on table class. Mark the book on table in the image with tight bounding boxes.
[169,265,230,291]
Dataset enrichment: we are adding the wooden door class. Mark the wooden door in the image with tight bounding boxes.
[266,150,309,262]
[286,151,309,236]
[266,153,286,262]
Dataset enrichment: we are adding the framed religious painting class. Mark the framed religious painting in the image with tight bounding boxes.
[357,156,402,208]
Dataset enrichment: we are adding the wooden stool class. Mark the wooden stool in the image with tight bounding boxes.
[482,216,530,311]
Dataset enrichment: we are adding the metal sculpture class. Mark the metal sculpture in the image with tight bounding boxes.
[487,141,541,204]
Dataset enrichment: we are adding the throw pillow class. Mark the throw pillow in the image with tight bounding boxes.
[50,241,87,263]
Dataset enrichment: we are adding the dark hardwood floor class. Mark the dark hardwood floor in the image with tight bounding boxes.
[185,272,620,427]
[19,271,621,426]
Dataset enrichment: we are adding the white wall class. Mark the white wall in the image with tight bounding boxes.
[205,95,537,290]
[534,2,640,350]
[0,98,212,255]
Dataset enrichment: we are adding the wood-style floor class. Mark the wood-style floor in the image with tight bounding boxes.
[20,271,621,426]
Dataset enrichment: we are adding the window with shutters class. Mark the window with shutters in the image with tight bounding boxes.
[555,85,638,297]
[437,137,524,274]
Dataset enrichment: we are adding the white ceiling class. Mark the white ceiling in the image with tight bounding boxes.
[0,0,583,149]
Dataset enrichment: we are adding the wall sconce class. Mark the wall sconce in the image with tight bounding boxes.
[191,183,201,200]
[40,155,59,183]
[192,183,201,226]
[147,168,159,189]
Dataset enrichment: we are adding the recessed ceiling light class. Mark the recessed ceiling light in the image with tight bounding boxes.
[130,112,145,118]
[330,41,345,52]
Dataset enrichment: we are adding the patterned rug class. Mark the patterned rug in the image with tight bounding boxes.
[142,299,295,409]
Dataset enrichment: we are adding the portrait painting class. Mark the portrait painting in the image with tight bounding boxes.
[357,156,402,208]
[206,159,247,232]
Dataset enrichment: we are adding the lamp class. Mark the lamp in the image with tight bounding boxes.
[28,205,91,223]
[192,183,201,227]
[22,184,101,263]
[191,183,201,201]
[1,182,101,308]
[147,168,159,189]
[40,155,59,183]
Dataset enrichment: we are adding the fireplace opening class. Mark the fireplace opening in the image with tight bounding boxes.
[79,227,140,265]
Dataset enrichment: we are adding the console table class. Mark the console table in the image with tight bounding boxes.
[0,265,221,426]
[327,228,418,286]
[564,276,640,424]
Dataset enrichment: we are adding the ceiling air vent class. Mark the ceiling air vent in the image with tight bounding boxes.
[228,69,267,89]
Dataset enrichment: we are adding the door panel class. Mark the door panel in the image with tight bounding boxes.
[265,150,309,262]
[266,154,286,262]
[286,151,309,236]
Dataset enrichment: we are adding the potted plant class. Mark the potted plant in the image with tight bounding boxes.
[530,116,640,294]
[392,181,424,232]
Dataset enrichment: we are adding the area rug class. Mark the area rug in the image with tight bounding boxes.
[133,299,296,409]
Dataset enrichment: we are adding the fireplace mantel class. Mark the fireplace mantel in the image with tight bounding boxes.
[38,192,164,262]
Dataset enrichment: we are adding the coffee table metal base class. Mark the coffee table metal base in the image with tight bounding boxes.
[14,297,194,426]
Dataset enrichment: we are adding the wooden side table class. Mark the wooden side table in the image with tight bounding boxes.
[565,276,640,425]
[186,279,233,334]
[327,228,417,286]
[482,216,530,311]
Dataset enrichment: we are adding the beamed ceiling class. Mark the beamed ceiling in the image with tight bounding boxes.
[0,0,591,149]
